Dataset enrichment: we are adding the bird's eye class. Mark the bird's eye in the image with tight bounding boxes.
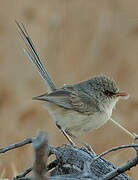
[104,90,115,97]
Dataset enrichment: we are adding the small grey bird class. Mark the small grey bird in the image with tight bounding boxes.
[33,75,127,134]
[16,22,130,146]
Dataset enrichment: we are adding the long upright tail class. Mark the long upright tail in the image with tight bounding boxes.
[16,21,56,92]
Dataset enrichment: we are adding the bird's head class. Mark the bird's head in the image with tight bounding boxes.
[90,75,129,112]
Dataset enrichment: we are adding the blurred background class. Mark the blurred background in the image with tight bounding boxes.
[0,0,138,179]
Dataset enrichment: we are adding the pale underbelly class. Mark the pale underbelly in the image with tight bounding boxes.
[45,103,111,134]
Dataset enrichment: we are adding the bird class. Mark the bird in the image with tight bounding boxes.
[16,21,132,147]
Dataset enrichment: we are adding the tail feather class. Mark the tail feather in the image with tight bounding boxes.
[16,21,56,92]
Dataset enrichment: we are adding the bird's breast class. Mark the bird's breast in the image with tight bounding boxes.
[44,102,111,134]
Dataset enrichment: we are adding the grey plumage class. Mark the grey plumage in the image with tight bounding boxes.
[16,21,56,92]
[16,21,120,115]
[16,21,129,137]
[33,75,119,115]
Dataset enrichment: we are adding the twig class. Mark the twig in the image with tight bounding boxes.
[14,166,33,179]
[103,155,138,180]
[92,143,138,162]
[0,137,33,153]
[47,159,58,171]
[91,143,138,179]
[49,146,131,179]
[0,131,133,179]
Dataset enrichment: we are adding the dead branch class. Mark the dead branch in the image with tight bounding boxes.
[0,137,32,153]
[15,167,33,179]
[93,144,138,162]
[1,131,137,180]
[91,143,138,179]
[103,155,138,180]
[31,131,49,180]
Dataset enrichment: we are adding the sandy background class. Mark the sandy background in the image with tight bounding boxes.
[0,0,138,179]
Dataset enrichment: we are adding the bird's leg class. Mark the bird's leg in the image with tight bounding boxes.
[61,129,76,146]
[56,124,94,152]
[56,124,76,146]
[110,118,134,139]
[65,129,94,153]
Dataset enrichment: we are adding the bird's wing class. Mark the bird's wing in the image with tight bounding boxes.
[34,86,100,115]
[34,89,73,109]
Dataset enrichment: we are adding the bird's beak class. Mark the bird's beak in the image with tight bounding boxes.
[115,92,129,99]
